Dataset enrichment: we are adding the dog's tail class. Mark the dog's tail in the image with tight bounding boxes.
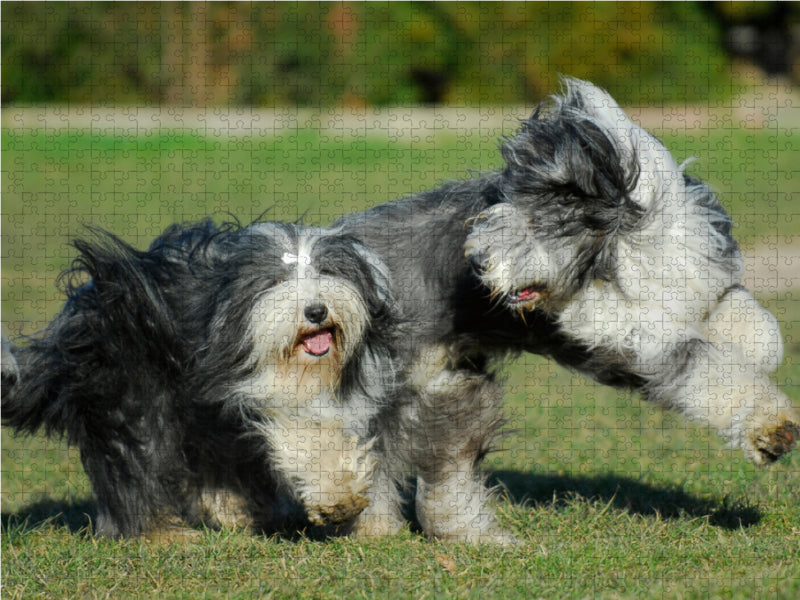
[1,230,184,441]
[2,332,20,395]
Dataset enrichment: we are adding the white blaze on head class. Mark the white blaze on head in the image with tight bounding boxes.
[242,229,373,402]
[282,252,312,266]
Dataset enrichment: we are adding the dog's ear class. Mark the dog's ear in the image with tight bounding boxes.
[500,78,646,239]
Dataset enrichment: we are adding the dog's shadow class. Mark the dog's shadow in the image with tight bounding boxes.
[2,470,760,538]
[2,498,97,535]
[487,470,761,530]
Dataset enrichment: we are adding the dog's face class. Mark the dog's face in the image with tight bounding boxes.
[465,78,683,315]
[465,202,580,313]
[197,222,394,407]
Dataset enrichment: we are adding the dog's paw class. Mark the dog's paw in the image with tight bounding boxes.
[745,421,799,466]
[416,477,518,546]
[348,510,405,538]
[441,526,519,547]
[305,491,371,526]
[301,435,375,525]
[195,489,254,531]
[713,378,799,467]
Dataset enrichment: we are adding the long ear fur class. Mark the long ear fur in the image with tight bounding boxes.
[501,78,646,233]
[499,78,652,286]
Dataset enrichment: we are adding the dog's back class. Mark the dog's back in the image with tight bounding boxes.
[1,224,242,536]
[1,230,186,441]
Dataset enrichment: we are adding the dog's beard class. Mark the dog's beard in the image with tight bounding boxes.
[231,265,379,526]
[237,274,370,409]
[465,203,576,313]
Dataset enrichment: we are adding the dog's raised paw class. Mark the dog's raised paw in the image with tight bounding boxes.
[750,421,799,465]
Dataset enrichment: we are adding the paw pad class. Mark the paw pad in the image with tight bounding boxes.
[755,422,799,464]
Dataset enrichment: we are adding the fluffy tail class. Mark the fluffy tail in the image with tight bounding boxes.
[1,230,184,442]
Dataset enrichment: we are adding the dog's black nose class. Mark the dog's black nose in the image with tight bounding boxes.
[467,252,486,275]
[304,304,328,324]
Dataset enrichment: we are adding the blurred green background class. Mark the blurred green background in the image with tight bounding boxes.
[3,1,799,107]
[3,4,800,597]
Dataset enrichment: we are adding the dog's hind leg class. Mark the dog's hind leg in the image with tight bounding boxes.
[81,456,170,538]
[79,422,192,539]
[407,346,515,545]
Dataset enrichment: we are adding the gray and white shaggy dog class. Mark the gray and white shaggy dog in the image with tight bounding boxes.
[335,77,798,544]
[465,78,798,467]
[4,79,797,546]
[2,219,402,540]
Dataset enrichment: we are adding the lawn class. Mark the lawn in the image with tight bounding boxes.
[2,118,799,599]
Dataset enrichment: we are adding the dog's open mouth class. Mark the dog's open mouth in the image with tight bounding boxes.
[299,329,334,357]
[507,284,548,307]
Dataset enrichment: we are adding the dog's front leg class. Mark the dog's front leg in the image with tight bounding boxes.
[699,288,799,465]
[266,415,375,525]
[408,347,516,545]
[646,328,798,467]
[347,459,406,538]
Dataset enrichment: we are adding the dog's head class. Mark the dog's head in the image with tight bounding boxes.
[245,223,395,395]
[464,77,731,314]
[156,220,397,408]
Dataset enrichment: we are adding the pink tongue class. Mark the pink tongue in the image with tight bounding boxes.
[302,330,332,355]
[517,288,540,302]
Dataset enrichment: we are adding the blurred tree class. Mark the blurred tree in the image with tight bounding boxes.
[0,1,772,107]
[706,1,800,81]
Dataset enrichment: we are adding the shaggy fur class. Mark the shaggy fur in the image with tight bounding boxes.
[334,148,609,546]
[465,77,799,466]
[2,219,401,539]
[4,79,796,546]
[334,78,798,544]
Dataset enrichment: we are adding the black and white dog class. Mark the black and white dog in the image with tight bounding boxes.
[2,219,400,539]
[465,78,798,466]
[4,79,796,546]
[335,78,798,543]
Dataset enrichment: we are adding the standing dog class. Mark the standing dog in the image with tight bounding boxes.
[465,78,798,466]
[2,219,400,539]
[335,78,798,543]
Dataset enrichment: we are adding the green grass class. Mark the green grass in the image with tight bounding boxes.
[3,124,798,332]
[2,124,799,598]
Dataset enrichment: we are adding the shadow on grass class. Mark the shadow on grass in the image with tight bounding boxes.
[489,470,761,529]
[2,498,97,535]
[2,470,761,538]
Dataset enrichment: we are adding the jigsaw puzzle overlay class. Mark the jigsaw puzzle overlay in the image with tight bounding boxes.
[2,3,799,597]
